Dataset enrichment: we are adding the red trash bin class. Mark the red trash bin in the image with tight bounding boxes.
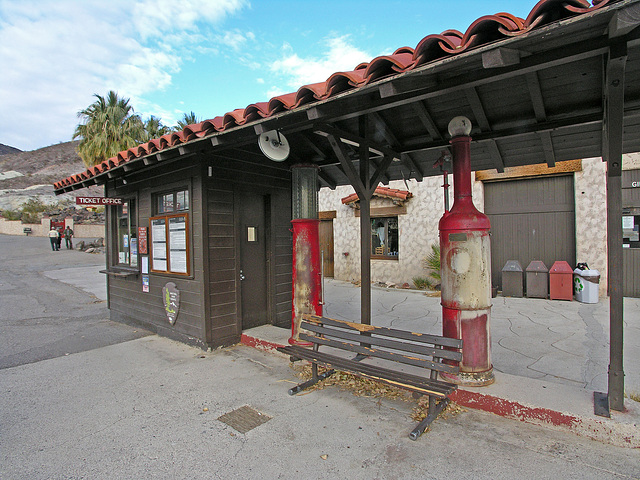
[549,261,573,301]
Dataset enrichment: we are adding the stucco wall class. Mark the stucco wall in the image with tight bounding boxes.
[0,217,104,239]
[320,177,447,285]
[575,157,608,296]
[321,158,639,297]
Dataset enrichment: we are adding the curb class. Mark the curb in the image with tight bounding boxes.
[240,332,639,448]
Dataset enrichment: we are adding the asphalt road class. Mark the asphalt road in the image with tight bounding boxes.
[0,234,150,369]
[1,233,639,479]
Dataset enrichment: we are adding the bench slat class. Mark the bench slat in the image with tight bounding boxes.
[303,314,463,349]
[298,332,460,375]
[301,321,463,363]
[280,345,456,397]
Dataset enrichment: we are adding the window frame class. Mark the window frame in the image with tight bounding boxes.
[112,197,138,269]
[150,186,192,276]
[371,216,399,260]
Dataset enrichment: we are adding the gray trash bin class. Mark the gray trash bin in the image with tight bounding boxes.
[526,260,549,299]
[502,260,523,297]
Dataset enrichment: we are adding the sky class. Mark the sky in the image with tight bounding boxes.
[0,0,540,152]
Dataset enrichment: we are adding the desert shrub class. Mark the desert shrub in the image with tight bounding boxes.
[1,210,21,221]
[412,276,433,290]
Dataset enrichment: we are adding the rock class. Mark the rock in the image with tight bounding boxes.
[401,283,411,289]
[85,247,95,253]
[385,281,396,288]
[76,241,85,250]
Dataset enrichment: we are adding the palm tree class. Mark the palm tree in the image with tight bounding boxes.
[73,91,144,167]
[141,115,172,142]
[176,111,200,130]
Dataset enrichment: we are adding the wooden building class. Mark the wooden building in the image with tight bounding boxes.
[55,0,639,415]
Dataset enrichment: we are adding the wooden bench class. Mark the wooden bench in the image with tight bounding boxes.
[278,314,463,440]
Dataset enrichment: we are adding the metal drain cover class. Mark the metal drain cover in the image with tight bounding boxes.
[217,406,272,433]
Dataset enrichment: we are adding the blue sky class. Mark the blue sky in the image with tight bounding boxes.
[0,0,539,151]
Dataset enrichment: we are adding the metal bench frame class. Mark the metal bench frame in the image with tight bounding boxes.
[278,314,463,440]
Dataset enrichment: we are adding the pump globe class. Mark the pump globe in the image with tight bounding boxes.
[448,116,472,137]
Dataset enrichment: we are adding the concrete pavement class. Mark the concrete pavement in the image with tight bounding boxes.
[2,233,640,479]
[244,279,640,448]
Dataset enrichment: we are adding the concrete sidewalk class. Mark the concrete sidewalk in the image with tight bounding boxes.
[243,279,640,448]
[29,239,640,449]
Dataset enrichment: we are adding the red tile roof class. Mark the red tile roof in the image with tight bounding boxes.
[342,187,413,205]
[54,0,615,192]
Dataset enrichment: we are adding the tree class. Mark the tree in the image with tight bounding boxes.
[73,91,144,167]
[176,111,200,130]
[141,115,172,142]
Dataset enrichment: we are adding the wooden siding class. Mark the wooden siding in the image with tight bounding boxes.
[205,152,292,347]
[623,169,640,297]
[484,175,576,289]
[105,160,208,348]
[623,249,640,297]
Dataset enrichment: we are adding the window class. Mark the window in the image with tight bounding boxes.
[150,188,190,275]
[157,189,189,214]
[623,214,640,248]
[115,200,137,267]
[371,217,399,258]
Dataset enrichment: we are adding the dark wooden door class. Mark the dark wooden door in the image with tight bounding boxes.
[319,219,334,277]
[238,192,269,329]
[484,175,576,289]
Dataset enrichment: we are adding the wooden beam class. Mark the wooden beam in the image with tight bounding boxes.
[526,72,547,122]
[403,152,424,181]
[608,3,640,38]
[300,132,329,159]
[605,39,627,413]
[539,131,556,168]
[314,123,401,161]
[369,156,391,187]
[482,47,520,68]
[411,101,442,140]
[327,133,366,197]
[318,169,337,190]
[465,87,491,132]
[482,139,505,173]
[370,111,400,146]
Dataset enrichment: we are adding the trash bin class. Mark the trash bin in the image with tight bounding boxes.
[549,261,573,301]
[574,268,600,303]
[502,260,523,297]
[526,260,548,299]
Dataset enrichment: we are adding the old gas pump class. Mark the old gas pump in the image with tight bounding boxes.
[439,117,494,386]
[289,164,322,345]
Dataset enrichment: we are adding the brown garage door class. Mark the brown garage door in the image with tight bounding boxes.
[484,175,576,289]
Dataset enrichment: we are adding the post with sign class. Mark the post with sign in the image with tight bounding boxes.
[76,197,124,206]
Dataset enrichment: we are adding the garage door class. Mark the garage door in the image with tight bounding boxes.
[484,175,576,289]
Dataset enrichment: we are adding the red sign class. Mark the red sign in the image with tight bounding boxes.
[76,196,123,206]
[138,227,148,255]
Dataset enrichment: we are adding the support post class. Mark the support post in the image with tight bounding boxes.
[604,40,627,412]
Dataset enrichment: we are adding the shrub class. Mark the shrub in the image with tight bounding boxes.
[412,276,433,290]
[422,244,441,286]
[1,210,21,221]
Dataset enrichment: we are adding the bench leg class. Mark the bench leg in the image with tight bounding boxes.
[409,397,450,441]
[288,367,336,395]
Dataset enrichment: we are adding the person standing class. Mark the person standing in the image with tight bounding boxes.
[48,227,59,251]
[63,226,74,249]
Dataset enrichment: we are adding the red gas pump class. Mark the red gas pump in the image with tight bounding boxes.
[439,117,494,386]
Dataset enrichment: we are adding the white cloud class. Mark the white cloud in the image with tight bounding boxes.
[131,0,249,40]
[270,35,371,88]
[0,0,249,150]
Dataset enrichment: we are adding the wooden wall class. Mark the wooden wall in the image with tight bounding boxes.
[105,159,208,348]
[205,151,292,347]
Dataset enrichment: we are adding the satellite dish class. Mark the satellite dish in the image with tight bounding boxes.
[258,130,290,162]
